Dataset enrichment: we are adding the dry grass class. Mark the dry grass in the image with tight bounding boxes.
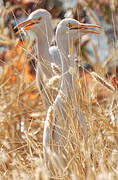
[0,2,118,180]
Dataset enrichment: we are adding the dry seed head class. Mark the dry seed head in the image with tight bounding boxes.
[2,140,10,150]
[69,66,76,76]
[46,75,60,89]
[91,72,115,92]
[48,87,59,92]
[29,112,43,118]
[51,63,61,75]
[46,105,54,128]
[0,151,8,163]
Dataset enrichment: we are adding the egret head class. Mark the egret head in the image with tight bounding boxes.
[14,9,53,43]
[56,18,101,46]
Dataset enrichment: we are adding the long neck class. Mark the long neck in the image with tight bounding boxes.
[35,28,53,78]
[52,32,87,146]
[57,35,74,98]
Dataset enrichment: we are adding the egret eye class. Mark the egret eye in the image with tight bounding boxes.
[67,23,79,30]
[38,17,42,21]
[67,23,72,29]
[34,17,42,24]
[31,17,42,24]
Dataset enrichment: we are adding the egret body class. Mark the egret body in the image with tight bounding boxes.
[15,9,61,109]
[43,18,101,160]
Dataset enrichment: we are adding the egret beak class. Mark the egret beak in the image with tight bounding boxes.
[68,22,101,34]
[14,17,42,34]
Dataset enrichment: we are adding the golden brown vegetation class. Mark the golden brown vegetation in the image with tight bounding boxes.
[0,1,118,179]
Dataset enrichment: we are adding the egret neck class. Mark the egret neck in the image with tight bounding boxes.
[34,26,53,79]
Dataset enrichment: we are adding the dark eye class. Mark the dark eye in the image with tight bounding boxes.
[35,17,41,24]
[67,23,72,28]
[38,17,41,21]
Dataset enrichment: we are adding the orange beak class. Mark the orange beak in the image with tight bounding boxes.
[68,22,101,34]
[14,17,41,34]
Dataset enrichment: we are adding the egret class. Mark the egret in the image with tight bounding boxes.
[14,11,101,161]
[14,9,61,110]
[43,18,101,160]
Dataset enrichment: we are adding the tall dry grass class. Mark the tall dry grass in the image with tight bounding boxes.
[0,2,118,179]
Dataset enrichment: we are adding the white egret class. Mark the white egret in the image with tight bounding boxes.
[43,18,101,160]
[14,9,61,110]
[14,11,101,161]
